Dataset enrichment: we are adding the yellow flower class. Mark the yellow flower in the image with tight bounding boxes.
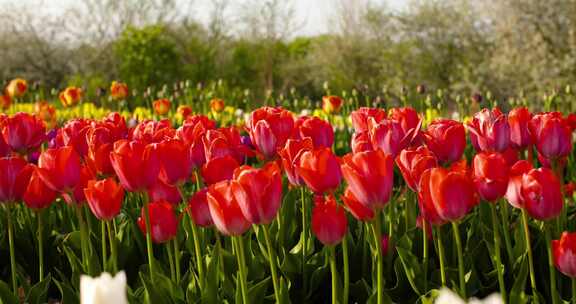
[59,87,83,107]
[5,78,27,98]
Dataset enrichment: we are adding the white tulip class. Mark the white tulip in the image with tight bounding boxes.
[435,288,503,304]
[80,271,128,304]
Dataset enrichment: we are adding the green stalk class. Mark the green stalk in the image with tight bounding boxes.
[572,277,576,304]
[190,217,205,288]
[101,220,107,272]
[142,193,156,282]
[499,199,514,266]
[215,229,225,278]
[342,235,350,304]
[300,186,308,267]
[451,221,466,298]
[544,222,558,304]
[490,203,506,302]
[37,210,44,282]
[436,227,447,287]
[107,221,117,273]
[75,204,90,274]
[174,238,181,284]
[166,242,176,282]
[234,236,249,304]
[371,215,383,304]
[329,246,339,304]
[422,219,428,291]
[7,205,18,293]
[262,225,281,303]
[521,209,539,304]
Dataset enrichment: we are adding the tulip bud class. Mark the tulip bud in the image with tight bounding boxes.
[138,200,179,243]
[311,195,348,246]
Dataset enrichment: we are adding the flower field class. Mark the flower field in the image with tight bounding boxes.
[1,78,576,303]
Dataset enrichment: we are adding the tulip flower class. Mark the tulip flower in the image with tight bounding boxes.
[158,139,192,185]
[341,188,374,221]
[389,106,422,142]
[521,167,563,221]
[311,194,348,246]
[80,271,128,304]
[396,146,438,192]
[60,119,91,158]
[552,232,576,278]
[1,112,46,153]
[322,95,343,114]
[59,86,82,107]
[23,168,57,210]
[148,179,182,205]
[0,156,33,203]
[423,119,466,164]
[417,169,447,226]
[103,112,128,139]
[87,126,116,176]
[341,149,394,211]
[466,108,510,152]
[177,105,193,119]
[351,107,387,133]
[210,98,225,113]
[110,81,129,100]
[84,178,124,221]
[206,180,251,236]
[351,131,373,153]
[187,188,213,227]
[5,78,27,98]
[472,152,509,202]
[203,127,251,163]
[508,107,532,149]
[138,200,179,243]
[131,119,175,144]
[278,137,313,186]
[201,156,240,185]
[0,94,11,110]
[247,106,294,159]
[295,147,342,194]
[295,116,334,148]
[529,112,572,160]
[65,165,95,205]
[109,140,160,192]
[37,146,82,193]
[368,118,417,157]
[153,98,171,116]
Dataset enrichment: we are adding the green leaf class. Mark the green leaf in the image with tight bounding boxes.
[248,277,271,304]
[25,274,51,304]
[509,255,529,304]
[0,280,18,304]
[396,246,423,295]
[55,279,79,304]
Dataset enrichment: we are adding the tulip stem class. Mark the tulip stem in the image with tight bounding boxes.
[544,222,559,304]
[436,227,447,287]
[262,224,281,303]
[7,205,18,293]
[422,220,428,291]
[174,238,181,284]
[300,187,308,271]
[142,193,155,283]
[329,246,339,304]
[166,242,176,282]
[215,228,225,279]
[233,236,249,304]
[342,235,350,304]
[37,210,44,282]
[499,199,514,266]
[521,209,539,304]
[107,221,117,273]
[101,220,107,272]
[451,221,466,298]
[76,204,90,275]
[572,277,576,304]
[371,215,383,304]
[490,203,507,302]
[190,218,204,289]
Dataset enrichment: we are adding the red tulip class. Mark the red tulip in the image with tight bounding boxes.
[341,188,374,222]
[472,152,509,202]
[341,150,394,211]
[37,146,81,193]
[351,107,387,133]
[466,108,510,152]
[84,178,124,220]
[247,107,294,159]
[423,119,466,164]
[552,232,576,278]
[210,98,225,113]
[501,147,520,167]
[294,116,334,148]
[60,119,91,158]
[0,95,11,110]
[138,200,179,243]
[148,179,182,205]
[565,182,576,198]
[201,156,240,185]
[295,147,342,194]
[417,169,446,226]
[109,140,160,192]
[278,138,313,186]
[388,107,422,142]
[350,131,373,153]
[529,112,572,159]
[64,165,95,205]
[176,115,214,167]
[1,113,46,153]
[207,180,251,236]
[158,139,192,185]
[153,98,171,116]
[131,119,175,144]
[177,105,193,119]
[311,194,348,246]
[381,234,390,255]
[368,118,413,157]
[521,167,563,220]
[416,215,433,239]
[322,96,343,114]
[203,127,251,163]
[187,188,213,227]
[419,164,477,222]
[23,168,57,210]
[103,112,128,139]
[396,146,438,192]
[505,160,534,209]
[508,107,532,149]
[0,156,33,203]
[86,126,116,175]
[230,162,282,225]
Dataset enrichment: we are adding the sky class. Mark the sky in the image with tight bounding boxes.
[1,0,407,36]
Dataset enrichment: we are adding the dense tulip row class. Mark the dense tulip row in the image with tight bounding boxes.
[1,83,576,303]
